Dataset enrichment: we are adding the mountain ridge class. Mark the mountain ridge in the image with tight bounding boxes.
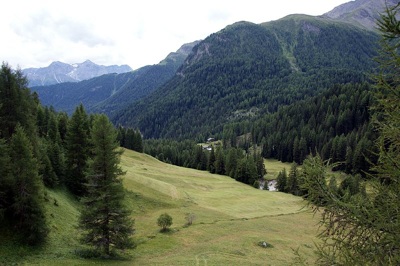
[112,16,378,140]
[23,60,132,87]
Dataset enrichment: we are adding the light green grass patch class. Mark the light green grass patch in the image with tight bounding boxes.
[1,149,320,265]
[264,158,293,180]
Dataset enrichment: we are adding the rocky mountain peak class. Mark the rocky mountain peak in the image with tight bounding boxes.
[323,0,398,31]
[23,60,132,87]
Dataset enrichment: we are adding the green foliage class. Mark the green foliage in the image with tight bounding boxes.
[225,82,376,174]
[117,126,143,153]
[65,104,90,196]
[0,63,38,142]
[0,138,11,219]
[0,64,49,245]
[276,168,287,192]
[79,115,134,256]
[9,126,48,245]
[301,13,400,258]
[157,213,173,232]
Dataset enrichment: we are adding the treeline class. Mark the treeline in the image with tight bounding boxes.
[222,82,377,175]
[144,83,377,180]
[144,139,265,186]
[0,63,136,251]
[275,162,365,198]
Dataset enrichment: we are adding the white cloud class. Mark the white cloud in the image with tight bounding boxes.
[0,0,351,70]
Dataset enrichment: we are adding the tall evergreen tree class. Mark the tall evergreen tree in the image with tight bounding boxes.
[276,168,287,192]
[208,148,216,174]
[254,153,266,180]
[65,104,90,196]
[225,148,238,178]
[9,126,48,245]
[0,63,37,143]
[214,146,225,175]
[79,115,134,256]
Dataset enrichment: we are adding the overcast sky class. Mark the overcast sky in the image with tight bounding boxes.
[0,0,352,70]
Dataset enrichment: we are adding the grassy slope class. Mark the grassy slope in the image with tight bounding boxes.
[1,149,320,265]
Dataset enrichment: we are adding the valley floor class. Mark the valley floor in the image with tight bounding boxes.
[0,149,320,265]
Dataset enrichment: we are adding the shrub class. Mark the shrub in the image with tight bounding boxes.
[157,213,172,232]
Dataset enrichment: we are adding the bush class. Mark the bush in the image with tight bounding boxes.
[157,213,173,232]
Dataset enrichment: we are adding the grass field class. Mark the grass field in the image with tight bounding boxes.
[0,149,320,265]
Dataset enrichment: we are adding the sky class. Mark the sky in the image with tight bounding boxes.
[0,0,352,70]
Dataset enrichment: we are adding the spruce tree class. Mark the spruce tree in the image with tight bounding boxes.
[276,168,287,192]
[79,115,134,256]
[9,126,48,245]
[0,63,37,143]
[208,148,216,173]
[65,104,90,196]
[214,146,225,175]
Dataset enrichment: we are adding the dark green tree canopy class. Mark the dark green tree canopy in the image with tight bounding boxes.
[79,114,134,256]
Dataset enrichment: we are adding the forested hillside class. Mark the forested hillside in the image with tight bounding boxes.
[32,41,198,115]
[113,15,378,140]
[143,82,375,179]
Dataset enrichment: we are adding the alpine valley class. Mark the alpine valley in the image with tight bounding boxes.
[32,0,387,173]
[2,0,400,265]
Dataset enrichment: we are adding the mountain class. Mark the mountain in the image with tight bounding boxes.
[90,41,200,116]
[23,60,132,87]
[32,42,199,115]
[112,15,379,140]
[323,0,398,31]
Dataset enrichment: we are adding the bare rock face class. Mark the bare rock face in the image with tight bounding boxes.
[23,60,132,87]
[323,0,398,31]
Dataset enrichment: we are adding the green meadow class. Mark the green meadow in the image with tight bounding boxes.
[1,149,320,265]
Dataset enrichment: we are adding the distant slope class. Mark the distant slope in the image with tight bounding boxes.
[32,69,149,115]
[24,60,132,87]
[323,0,398,31]
[32,42,199,115]
[113,15,378,140]
[90,41,200,116]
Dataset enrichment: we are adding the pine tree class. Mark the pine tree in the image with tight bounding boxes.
[0,63,37,143]
[79,115,134,256]
[208,148,216,173]
[9,126,48,245]
[286,163,300,195]
[214,146,225,175]
[133,130,143,152]
[225,148,238,178]
[65,104,90,196]
[276,168,287,192]
[38,140,58,188]
[254,153,266,180]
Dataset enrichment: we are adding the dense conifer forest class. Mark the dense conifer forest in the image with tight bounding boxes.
[0,64,136,253]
